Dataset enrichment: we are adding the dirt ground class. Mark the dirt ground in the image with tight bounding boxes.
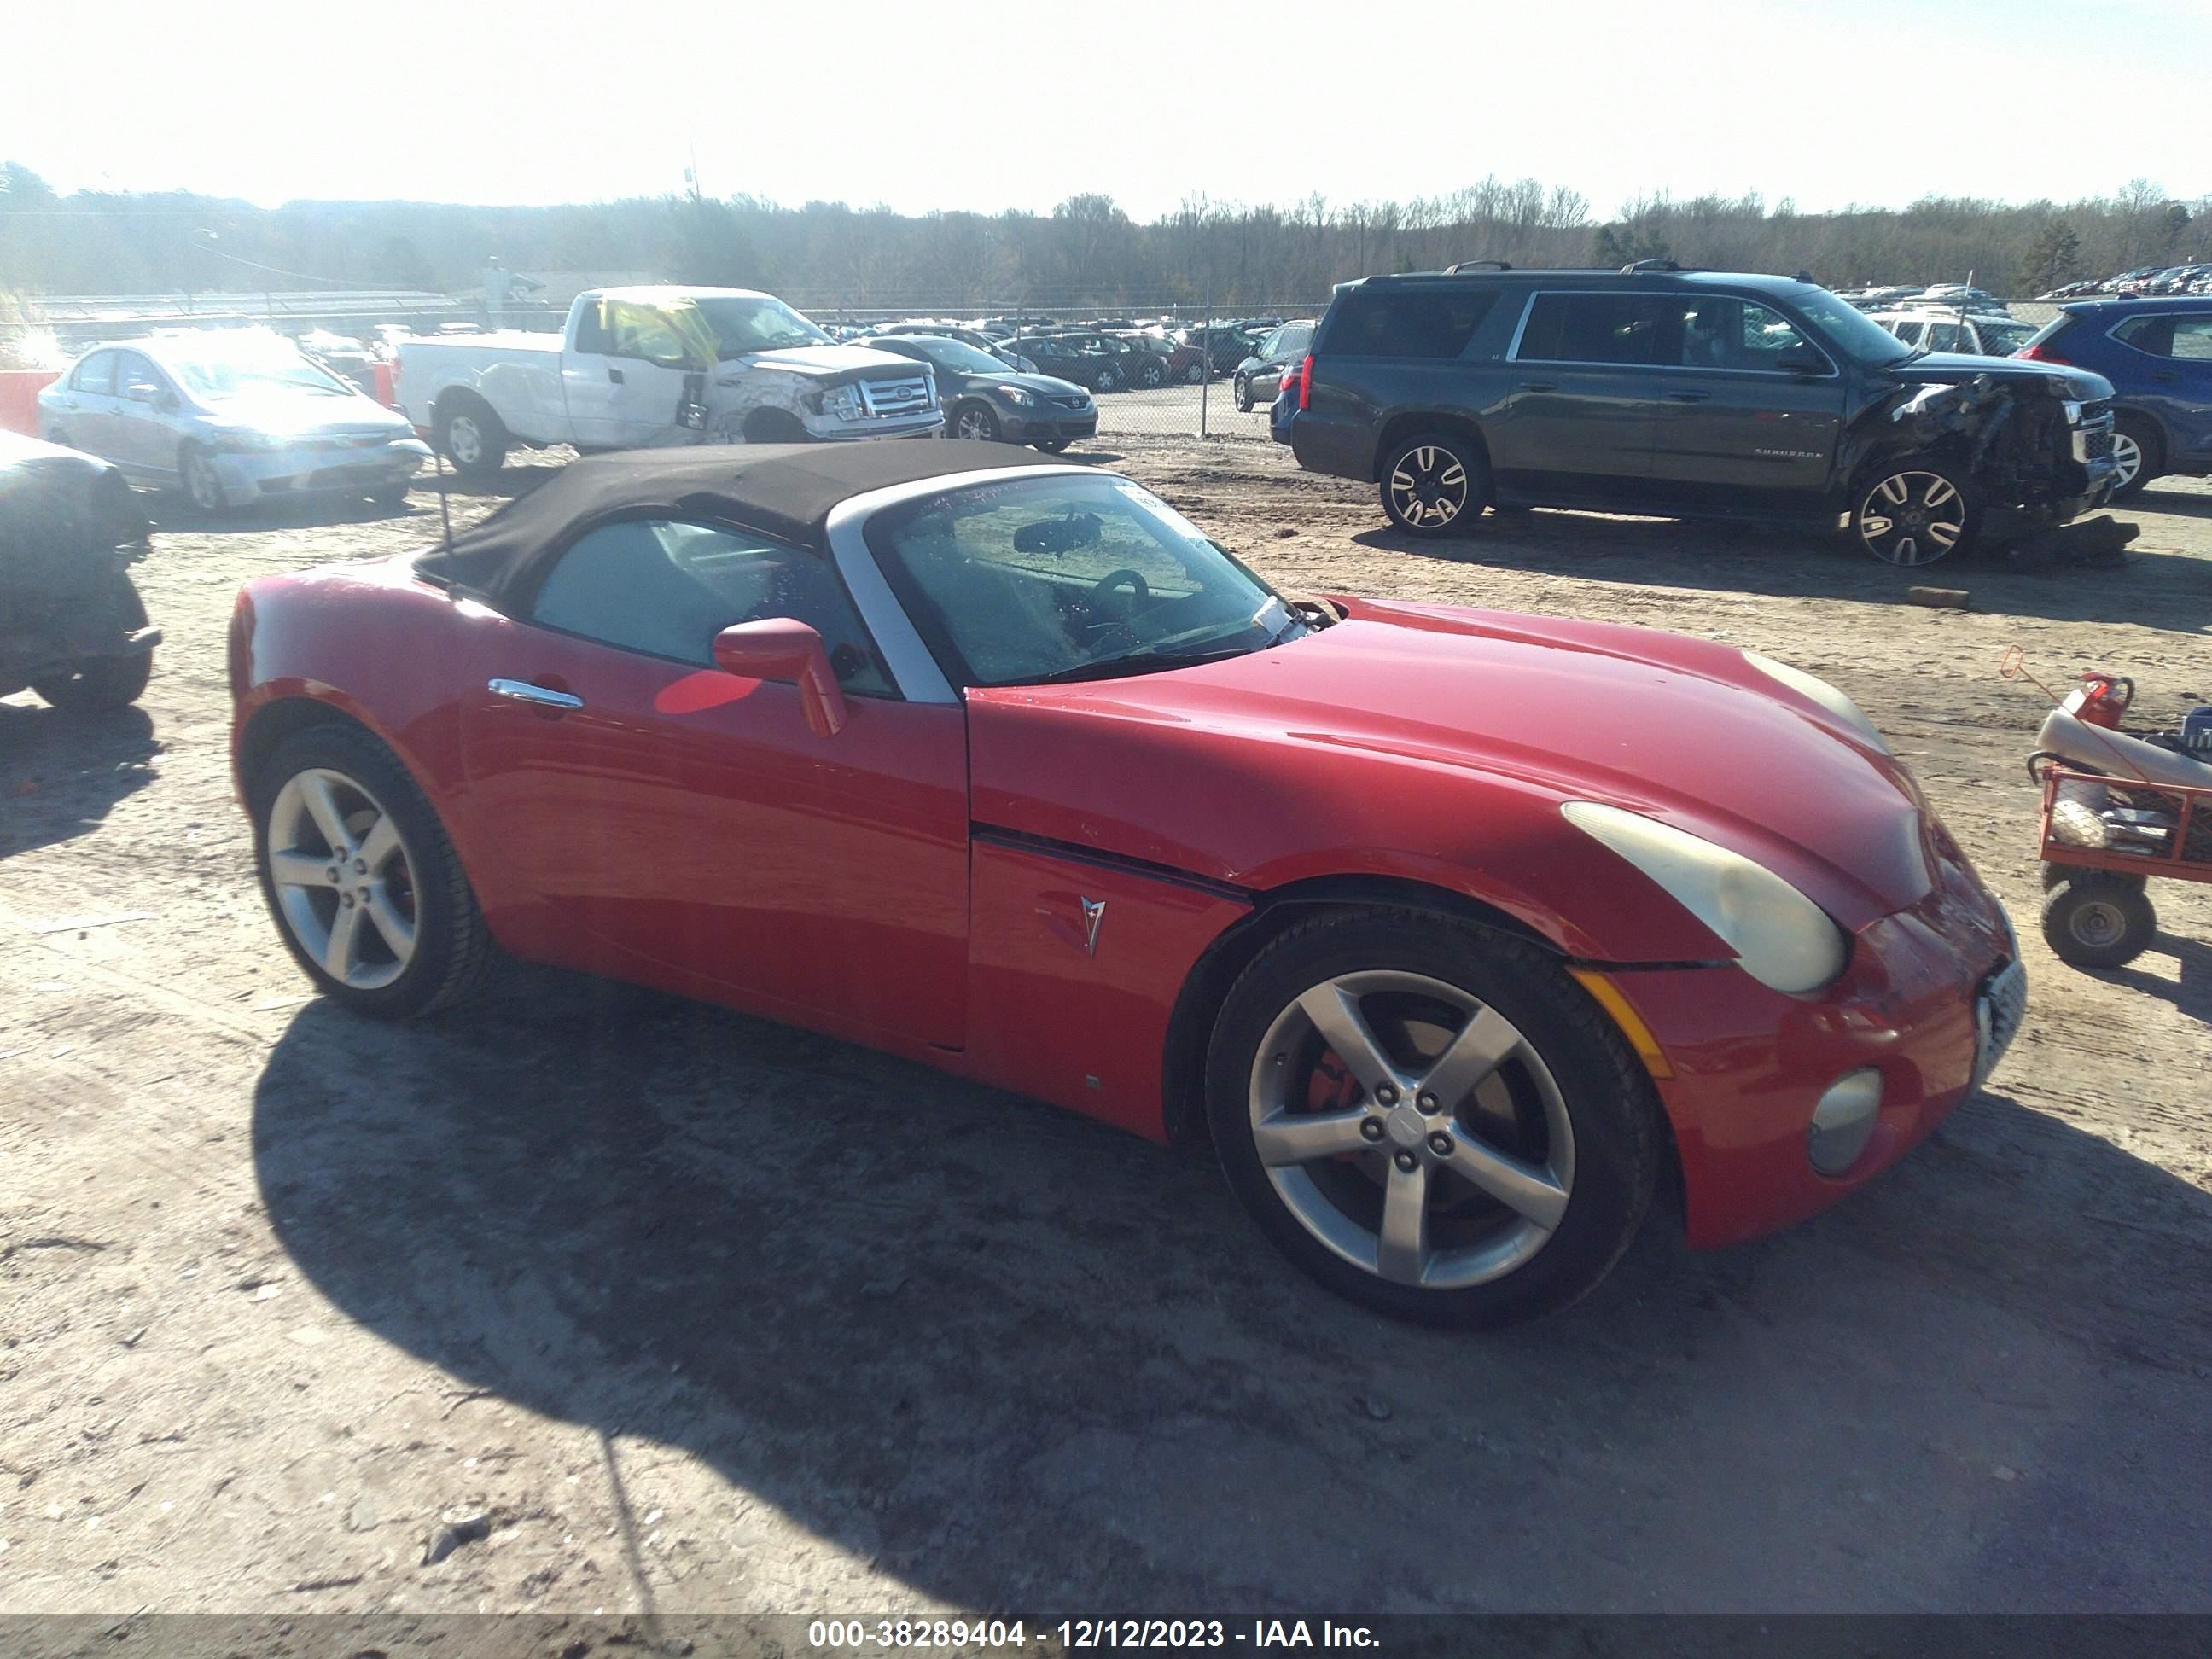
[3,439,2209,1623]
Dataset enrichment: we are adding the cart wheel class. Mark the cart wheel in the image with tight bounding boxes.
[2041,876,2157,969]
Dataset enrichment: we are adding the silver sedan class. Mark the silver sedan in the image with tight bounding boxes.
[37,330,431,514]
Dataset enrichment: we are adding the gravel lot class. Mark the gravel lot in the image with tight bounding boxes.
[3,440,2209,1620]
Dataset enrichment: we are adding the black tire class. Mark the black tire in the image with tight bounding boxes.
[1138,358,1165,388]
[1093,365,1121,393]
[2040,860,2145,893]
[2041,876,2157,969]
[952,401,1003,443]
[1379,431,1487,537]
[1032,439,1071,453]
[370,482,410,508]
[1848,457,1979,567]
[1232,375,1254,413]
[1204,909,1660,1329]
[1185,362,1206,384]
[32,575,153,712]
[249,722,492,1018]
[741,409,808,445]
[436,398,509,478]
[2108,413,2161,502]
[178,441,227,516]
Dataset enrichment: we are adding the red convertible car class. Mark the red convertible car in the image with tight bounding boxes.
[230,442,2025,1326]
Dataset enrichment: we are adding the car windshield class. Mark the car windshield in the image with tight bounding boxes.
[1783,284,1916,364]
[690,295,834,358]
[865,474,1301,687]
[158,335,352,399]
[909,337,1010,375]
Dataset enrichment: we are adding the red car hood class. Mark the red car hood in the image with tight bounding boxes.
[969,598,1939,936]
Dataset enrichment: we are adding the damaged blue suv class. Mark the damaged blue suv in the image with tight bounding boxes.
[1286,264,2120,566]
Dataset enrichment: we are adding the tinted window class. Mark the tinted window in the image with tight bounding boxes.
[1274,323,1313,359]
[1329,288,1497,358]
[1674,298,1813,370]
[1922,322,1964,353]
[533,519,892,695]
[1516,293,1672,365]
[2112,314,2174,355]
[2171,317,2212,360]
[73,352,116,394]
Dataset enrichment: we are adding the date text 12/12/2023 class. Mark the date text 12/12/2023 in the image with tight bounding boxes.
[806,1619,1382,1650]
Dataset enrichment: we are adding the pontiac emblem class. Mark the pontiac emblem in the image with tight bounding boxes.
[1080,897,1106,957]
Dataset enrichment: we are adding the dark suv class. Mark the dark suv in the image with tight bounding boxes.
[2016,298,2212,498]
[1287,266,2120,565]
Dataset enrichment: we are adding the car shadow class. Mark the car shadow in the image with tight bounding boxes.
[253,975,2212,1611]
[2137,486,2212,519]
[1350,510,2212,633]
[2092,932,2212,1021]
[0,701,158,859]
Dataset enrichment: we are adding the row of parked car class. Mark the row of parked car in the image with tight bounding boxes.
[2040,263,2212,300]
[829,313,1301,393]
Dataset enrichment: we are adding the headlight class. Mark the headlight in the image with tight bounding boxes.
[807,384,863,420]
[2062,399,2083,425]
[1561,801,1848,994]
[1741,649,1889,754]
[998,385,1035,405]
[209,429,282,452]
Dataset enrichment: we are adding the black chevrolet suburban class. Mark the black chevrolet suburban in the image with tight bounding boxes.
[1286,265,2120,565]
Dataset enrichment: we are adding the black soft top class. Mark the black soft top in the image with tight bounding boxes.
[416,439,1050,602]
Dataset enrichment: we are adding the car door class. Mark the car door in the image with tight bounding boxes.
[1643,294,1846,515]
[562,297,701,448]
[2152,312,2212,465]
[44,351,120,460]
[1492,290,1668,497]
[457,515,969,1047]
[106,351,183,482]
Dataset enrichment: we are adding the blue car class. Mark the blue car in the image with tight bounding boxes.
[2018,298,2212,499]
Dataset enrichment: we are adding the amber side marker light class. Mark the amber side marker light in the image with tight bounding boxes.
[1568,969,1675,1080]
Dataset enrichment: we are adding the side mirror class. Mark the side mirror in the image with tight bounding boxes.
[710,619,848,739]
[1775,346,1826,376]
[124,381,160,404]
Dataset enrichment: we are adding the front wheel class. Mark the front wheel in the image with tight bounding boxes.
[1031,439,1070,453]
[1093,366,1121,393]
[1205,910,1659,1328]
[250,723,492,1018]
[32,575,153,711]
[370,482,410,507]
[1380,431,1487,537]
[1138,358,1165,388]
[952,402,1002,443]
[178,443,227,515]
[2041,876,2157,969]
[1850,459,1977,566]
[1185,362,1205,384]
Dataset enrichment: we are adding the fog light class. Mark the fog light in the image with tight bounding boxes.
[1808,1069,1883,1176]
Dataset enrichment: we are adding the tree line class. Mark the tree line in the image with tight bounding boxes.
[3,160,2203,317]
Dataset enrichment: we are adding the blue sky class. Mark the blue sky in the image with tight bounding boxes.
[9,0,2208,218]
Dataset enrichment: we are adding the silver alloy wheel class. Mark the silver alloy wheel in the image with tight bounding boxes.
[2065,896,2128,950]
[1856,469,1965,566]
[445,413,485,468]
[2110,430,2144,492]
[1185,362,1205,383]
[266,766,420,991]
[183,447,225,512]
[956,406,997,441]
[1247,969,1575,1289]
[1388,445,1469,528]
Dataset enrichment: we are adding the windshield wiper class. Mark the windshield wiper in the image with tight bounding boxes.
[1023,642,1256,686]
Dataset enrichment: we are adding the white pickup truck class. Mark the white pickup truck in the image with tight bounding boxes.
[396,285,941,475]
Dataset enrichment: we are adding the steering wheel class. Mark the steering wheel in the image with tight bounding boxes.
[1089,568,1150,610]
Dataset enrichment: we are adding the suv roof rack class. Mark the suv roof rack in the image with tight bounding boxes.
[1444,259,1512,273]
[1620,259,1685,274]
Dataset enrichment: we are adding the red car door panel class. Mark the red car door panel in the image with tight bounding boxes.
[457,614,969,1050]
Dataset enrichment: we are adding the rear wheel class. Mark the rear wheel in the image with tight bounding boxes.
[250,723,492,1018]
[32,575,152,711]
[1138,357,1165,388]
[371,482,409,507]
[437,399,508,478]
[2108,414,2161,501]
[1380,432,1487,537]
[1032,439,1070,453]
[1205,910,1658,1328]
[1185,362,1205,384]
[1850,458,1977,566]
[1093,365,1121,393]
[2041,876,2157,969]
[1233,375,1254,412]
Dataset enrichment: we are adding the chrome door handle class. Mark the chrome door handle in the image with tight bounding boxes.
[489,678,583,710]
